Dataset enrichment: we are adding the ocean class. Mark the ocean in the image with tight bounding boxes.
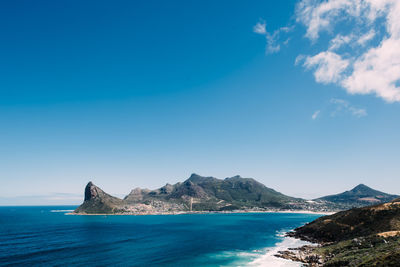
[0,206,320,266]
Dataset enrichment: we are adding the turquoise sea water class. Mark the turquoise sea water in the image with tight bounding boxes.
[0,206,320,266]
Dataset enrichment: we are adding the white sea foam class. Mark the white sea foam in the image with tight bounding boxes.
[248,234,312,267]
[208,230,313,267]
[50,210,74,213]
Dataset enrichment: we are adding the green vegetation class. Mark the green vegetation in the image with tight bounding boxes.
[75,174,307,214]
[315,235,400,266]
[74,182,125,214]
[74,174,398,215]
[291,199,400,243]
[315,184,398,210]
[289,199,400,266]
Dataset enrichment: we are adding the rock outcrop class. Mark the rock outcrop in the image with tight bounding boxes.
[74,182,124,214]
[282,198,400,266]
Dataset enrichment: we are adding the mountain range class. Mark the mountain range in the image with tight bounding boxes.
[74,174,398,215]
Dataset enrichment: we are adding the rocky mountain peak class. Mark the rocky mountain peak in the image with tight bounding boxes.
[84,181,98,201]
[187,173,217,183]
[351,183,371,192]
[189,173,200,179]
[83,181,117,202]
[76,182,124,214]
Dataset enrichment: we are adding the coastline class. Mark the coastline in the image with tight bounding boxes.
[68,210,335,216]
[64,207,327,265]
[274,243,322,266]
[249,233,315,266]
[273,229,325,266]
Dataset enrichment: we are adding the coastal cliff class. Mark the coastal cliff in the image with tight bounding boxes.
[74,182,125,214]
[278,198,400,266]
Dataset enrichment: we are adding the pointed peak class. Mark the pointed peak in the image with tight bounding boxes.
[355,183,368,187]
[187,173,217,183]
[188,173,205,181]
[352,184,371,191]
[84,181,102,201]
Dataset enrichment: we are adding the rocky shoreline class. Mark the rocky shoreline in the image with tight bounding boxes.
[274,199,400,266]
[275,244,325,267]
[273,229,328,267]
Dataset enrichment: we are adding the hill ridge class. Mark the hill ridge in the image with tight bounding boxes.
[315,183,398,209]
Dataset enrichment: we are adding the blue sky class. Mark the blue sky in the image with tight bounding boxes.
[1,0,400,204]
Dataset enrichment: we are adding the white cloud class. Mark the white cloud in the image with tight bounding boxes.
[329,34,354,51]
[330,98,367,117]
[253,22,267,34]
[295,54,306,66]
[280,26,294,33]
[296,0,360,40]
[303,51,350,83]
[296,0,400,102]
[253,20,293,54]
[265,32,281,53]
[283,38,291,46]
[349,106,368,117]
[357,29,375,46]
[328,30,374,51]
[342,38,400,102]
[312,110,320,119]
[311,99,366,120]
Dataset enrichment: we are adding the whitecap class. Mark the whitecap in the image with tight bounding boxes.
[248,234,312,267]
[50,210,74,212]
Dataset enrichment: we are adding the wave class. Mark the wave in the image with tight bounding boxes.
[247,231,312,267]
[50,210,74,213]
[203,229,311,267]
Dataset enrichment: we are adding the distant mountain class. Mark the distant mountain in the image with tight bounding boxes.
[74,182,125,214]
[127,173,304,210]
[285,198,400,266]
[74,176,399,215]
[315,184,398,209]
[74,174,307,214]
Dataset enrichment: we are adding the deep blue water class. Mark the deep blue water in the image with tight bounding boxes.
[0,206,320,266]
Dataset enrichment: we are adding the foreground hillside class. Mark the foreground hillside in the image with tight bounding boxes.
[290,198,400,243]
[280,199,400,266]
